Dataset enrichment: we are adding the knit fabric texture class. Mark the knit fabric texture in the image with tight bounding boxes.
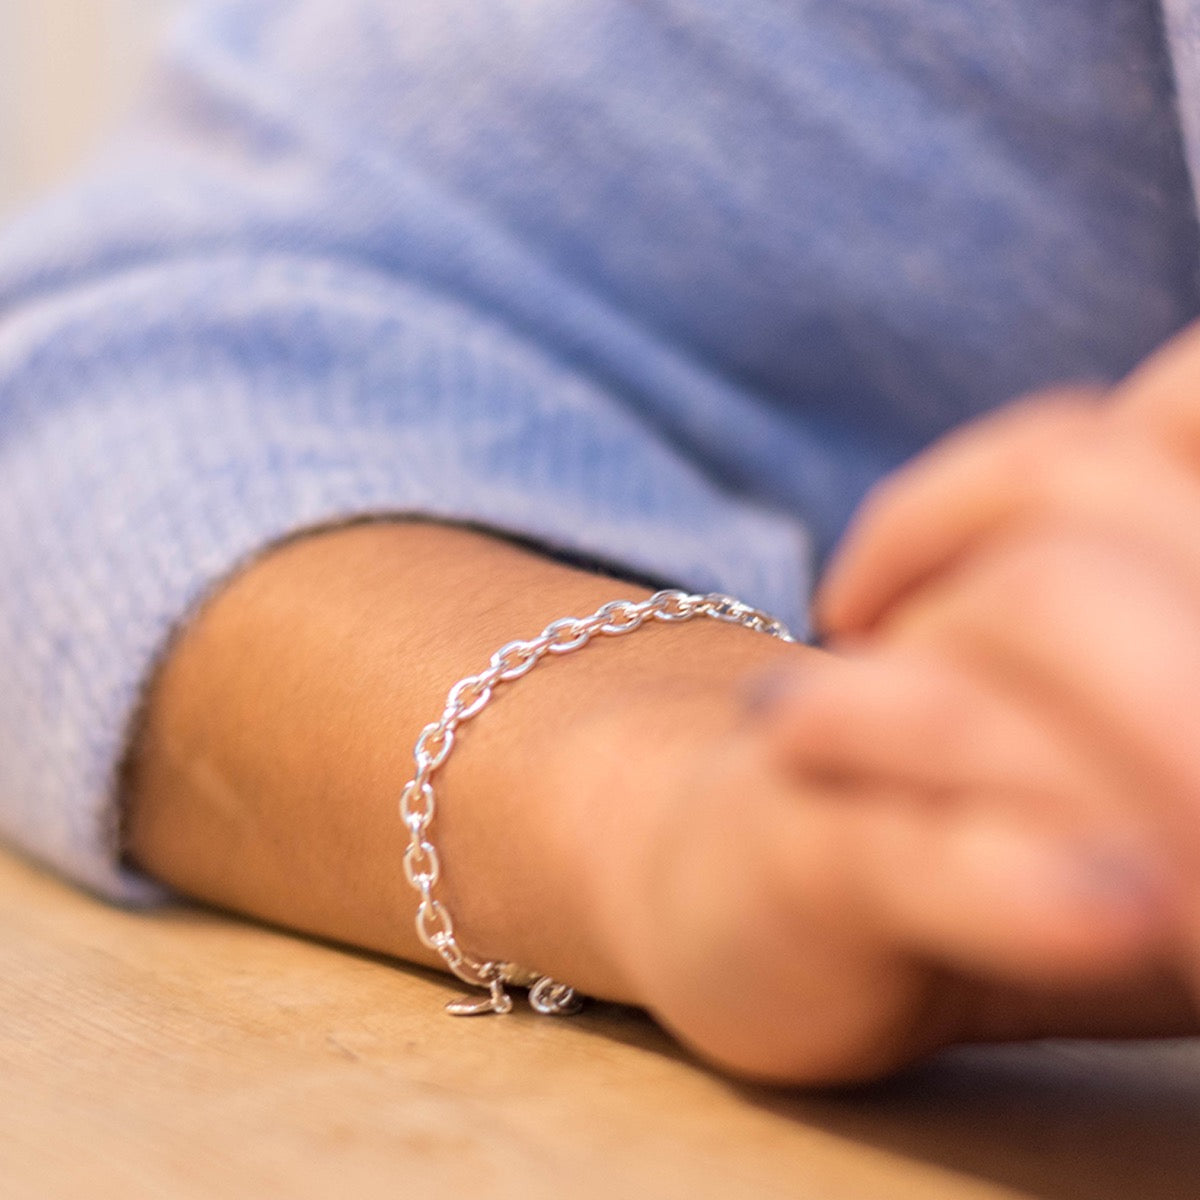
[0,0,1197,900]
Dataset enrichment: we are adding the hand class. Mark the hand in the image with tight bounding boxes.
[807,327,1200,1025]
[583,643,1191,1085]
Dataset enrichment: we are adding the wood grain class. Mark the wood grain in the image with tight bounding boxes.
[1,847,1197,1199]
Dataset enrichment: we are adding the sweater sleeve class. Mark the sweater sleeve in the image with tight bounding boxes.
[0,1,812,902]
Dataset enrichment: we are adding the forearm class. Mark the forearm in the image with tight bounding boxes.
[122,521,805,1003]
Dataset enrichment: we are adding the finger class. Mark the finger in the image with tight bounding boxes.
[853,800,1174,985]
[816,390,1103,638]
[757,647,1196,996]
[883,528,1200,867]
[821,416,1200,646]
[765,784,1174,989]
[1112,317,1200,466]
[751,651,1129,835]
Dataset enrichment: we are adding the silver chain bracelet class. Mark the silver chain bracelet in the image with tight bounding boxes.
[399,588,797,1017]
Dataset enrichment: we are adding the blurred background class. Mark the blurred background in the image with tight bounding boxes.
[0,0,182,219]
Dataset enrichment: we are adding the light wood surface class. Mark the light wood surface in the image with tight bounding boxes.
[0,1,180,219]
[2,847,1198,1200]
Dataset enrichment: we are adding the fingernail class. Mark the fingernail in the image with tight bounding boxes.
[1060,844,1170,920]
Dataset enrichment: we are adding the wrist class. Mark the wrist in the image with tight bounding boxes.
[512,628,817,1008]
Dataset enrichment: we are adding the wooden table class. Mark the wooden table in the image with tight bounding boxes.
[2,848,1198,1199]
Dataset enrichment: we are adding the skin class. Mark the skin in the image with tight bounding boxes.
[817,322,1200,1019]
[124,327,1200,1086]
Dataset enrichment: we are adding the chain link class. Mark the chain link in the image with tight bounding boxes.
[398,588,796,1015]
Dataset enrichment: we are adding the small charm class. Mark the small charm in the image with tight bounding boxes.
[528,976,584,1016]
[446,988,511,1017]
[445,975,513,1016]
[444,973,582,1015]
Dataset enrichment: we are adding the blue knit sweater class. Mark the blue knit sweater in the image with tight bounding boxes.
[2,0,1198,901]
